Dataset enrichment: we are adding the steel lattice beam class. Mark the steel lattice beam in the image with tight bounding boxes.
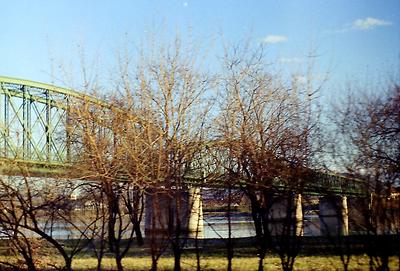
[0,76,107,175]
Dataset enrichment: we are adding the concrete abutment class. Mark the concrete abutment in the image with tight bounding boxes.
[144,187,204,239]
[268,193,303,236]
[319,195,349,236]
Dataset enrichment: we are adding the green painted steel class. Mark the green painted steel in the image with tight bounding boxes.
[0,76,108,174]
[0,76,108,107]
[185,173,367,196]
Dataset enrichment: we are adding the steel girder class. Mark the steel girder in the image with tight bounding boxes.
[0,76,107,175]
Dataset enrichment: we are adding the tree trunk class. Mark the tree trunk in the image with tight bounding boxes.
[195,237,201,271]
[108,208,117,253]
[150,257,158,271]
[96,259,102,271]
[116,256,124,271]
[95,241,105,271]
[227,246,233,271]
[257,251,265,271]
[25,257,37,271]
[64,257,73,271]
[173,244,182,271]
[226,185,233,271]
[19,249,37,271]
[134,222,144,246]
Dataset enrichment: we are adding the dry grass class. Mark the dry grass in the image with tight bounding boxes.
[1,254,396,271]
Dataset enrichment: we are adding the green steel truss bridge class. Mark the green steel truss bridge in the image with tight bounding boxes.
[0,76,367,195]
[0,76,108,176]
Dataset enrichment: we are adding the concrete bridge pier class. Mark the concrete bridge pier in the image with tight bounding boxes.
[187,187,204,238]
[145,187,204,239]
[268,193,303,236]
[319,195,348,236]
[347,196,370,233]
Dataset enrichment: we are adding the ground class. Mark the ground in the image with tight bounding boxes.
[1,254,398,270]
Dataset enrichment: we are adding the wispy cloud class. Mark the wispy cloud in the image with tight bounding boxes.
[262,35,288,44]
[279,57,302,64]
[293,75,307,84]
[352,17,392,30]
[337,17,393,33]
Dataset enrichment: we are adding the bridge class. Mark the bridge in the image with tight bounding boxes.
[0,76,374,238]
[0,76,111,176]
[0,76,367,193]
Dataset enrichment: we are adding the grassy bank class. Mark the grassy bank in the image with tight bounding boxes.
[1,254,398,270]
[1,237,398,270]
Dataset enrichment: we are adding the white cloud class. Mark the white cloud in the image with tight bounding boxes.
[293,75,307,84]
[279,57,302,63]
[352,17,392,30]
[262,35,288,44]
[333,17,393,33]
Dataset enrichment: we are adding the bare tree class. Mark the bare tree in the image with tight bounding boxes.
[0,169,94,271]
[216,42,319,271]
[75,182,109,271]
[66,35,213,271]
[131,36,212,271]
[69,96,153,271]
[330,83,400,271]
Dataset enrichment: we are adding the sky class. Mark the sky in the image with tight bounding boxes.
[1,0,399,99]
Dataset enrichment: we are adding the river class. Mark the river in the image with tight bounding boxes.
[13,212,321,239]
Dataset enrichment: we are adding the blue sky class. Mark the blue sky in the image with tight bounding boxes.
[1,0,399,98]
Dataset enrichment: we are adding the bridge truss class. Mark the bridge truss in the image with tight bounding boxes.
[0,76,105,175]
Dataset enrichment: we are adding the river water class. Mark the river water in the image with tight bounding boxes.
[15,212,321,239]
[203,213,320,238]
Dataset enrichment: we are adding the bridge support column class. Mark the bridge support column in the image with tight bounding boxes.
[145,187,204,239]
[347,196,370,233]
[187,187,204,238]
[269,193,303,236]
[319,196,348,236]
